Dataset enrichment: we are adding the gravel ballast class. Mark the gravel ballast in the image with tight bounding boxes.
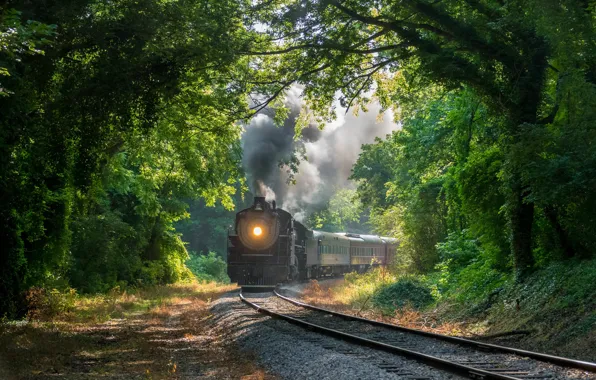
[210,291,465,380]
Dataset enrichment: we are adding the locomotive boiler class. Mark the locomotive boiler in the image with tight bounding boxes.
[227,196,308,286]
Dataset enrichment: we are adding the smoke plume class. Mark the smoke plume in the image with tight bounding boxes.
[241,87,398,220]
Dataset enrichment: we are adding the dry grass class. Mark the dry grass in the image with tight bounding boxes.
[0,281,276,379]
[301,279,471,337]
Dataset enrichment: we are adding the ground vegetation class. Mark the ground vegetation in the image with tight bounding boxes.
[0,281,273,378]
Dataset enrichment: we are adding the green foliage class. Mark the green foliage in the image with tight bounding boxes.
[436,231,480,270]
[186,252,230,283]
[431,230,510,307]
[372,278,435,310]
[0,8,56,96]
[457,259,596,358]
[0,0,256,316]
[25,287,78,321]
[249,0,596,280]
[340,268,396,310]
[306,189,367,232]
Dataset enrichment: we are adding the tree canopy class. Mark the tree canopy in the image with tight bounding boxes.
[1,0,596,318]
[0,0,255,315]
[248,0,596,276]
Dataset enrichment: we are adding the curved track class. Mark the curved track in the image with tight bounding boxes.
[240,290,596,380]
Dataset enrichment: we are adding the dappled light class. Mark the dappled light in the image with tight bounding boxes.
[1,0,596,377]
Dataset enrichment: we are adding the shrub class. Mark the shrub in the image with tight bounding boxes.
[372,277,434,310]
[436,230,479,270]
[25,287,78,321]
[186,251,230,283]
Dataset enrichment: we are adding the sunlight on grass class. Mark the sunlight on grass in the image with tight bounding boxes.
[301,270,467,336]
[302,268,396,313]
[0,280,271,379]
[25,280,238,323]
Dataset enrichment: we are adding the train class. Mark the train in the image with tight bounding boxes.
[227,196,398,286]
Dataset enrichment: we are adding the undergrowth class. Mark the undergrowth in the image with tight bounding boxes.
[22,280,237,323]
[307,258,596,360]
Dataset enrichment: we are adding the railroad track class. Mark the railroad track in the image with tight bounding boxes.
[240,290,596,380]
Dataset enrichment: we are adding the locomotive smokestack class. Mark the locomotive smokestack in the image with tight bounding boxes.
[253,196,266,210]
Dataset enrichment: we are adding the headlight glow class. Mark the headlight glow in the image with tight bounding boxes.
[253,226,263,236]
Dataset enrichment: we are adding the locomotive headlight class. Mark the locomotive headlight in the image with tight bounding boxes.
[253,226,263,236]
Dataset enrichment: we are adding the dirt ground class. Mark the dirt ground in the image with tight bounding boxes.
[0,285,276,379]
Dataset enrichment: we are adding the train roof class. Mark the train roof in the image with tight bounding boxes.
[313,230,350,242]
[335,232,384,244]
[311,230,397,245]
[358,234,384,244]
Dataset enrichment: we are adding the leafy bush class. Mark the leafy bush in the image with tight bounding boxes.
[186,252,230,283]
[25,287,78,321]
[70,209,193,292]
[372,277,435,310]
[431,229,510,308]
[436,230,479,270]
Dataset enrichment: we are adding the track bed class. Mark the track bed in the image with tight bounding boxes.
[240,291,596,380]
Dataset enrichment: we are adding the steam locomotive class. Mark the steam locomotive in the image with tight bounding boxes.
[227,196,398,287]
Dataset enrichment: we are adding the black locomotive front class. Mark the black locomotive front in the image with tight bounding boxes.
[227,196,307,286]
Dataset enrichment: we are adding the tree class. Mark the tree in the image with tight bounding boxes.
[305,188,367,232]
[0,0,256,316]
[248,0,596,277]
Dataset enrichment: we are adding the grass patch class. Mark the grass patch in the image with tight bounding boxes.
[0,281,275,379]
[25,281,237,324]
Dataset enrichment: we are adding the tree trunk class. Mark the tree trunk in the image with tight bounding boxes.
[509,178,534,279]
[544,206,576,258]
[507,44,547,279]
[145,215,162,261]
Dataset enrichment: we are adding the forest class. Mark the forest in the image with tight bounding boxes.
[1,0,596,320]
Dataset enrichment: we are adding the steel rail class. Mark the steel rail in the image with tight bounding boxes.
[273,290,596,373]
[240,290,523,380]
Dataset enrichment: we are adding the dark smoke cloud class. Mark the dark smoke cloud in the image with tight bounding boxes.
[241,89,303,201]
[300,125,322,142]
[241,87,398,220]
